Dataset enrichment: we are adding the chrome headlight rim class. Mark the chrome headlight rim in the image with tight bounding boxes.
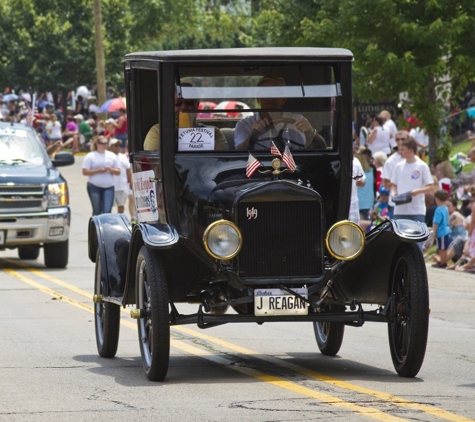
[326,220,365,261]
[46,182,69,207]
[203,220,242,260]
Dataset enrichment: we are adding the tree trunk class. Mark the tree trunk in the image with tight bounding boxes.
[426,75,438,166]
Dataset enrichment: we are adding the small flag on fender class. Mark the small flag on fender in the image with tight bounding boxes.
[246,153,262,178]
[270,141,282,158]
[282,143,296,171]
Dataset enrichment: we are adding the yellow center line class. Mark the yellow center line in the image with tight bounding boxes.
[2,260,472,422]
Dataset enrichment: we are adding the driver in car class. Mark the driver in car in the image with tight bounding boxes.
[234,75,325,151]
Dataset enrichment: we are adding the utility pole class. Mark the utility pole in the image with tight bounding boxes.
[93,0,107,110]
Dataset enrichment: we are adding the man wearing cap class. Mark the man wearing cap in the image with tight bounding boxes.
[234,75,325,151]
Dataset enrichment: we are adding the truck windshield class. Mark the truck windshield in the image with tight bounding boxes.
[0,128,46,164]
[175,64,340,152]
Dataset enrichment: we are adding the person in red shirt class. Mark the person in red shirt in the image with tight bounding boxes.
[112,107,128,153]
[103,118,116,139]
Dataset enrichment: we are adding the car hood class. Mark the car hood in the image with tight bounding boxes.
[0,162,62,185]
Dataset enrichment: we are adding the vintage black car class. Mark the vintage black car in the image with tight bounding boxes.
[88,47,429,381]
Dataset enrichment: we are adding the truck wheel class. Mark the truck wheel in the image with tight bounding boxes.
[44,240,69,268]
[314,320,345,356]
[388,243,429,378]
[18,245,40,260]
[136,246,170,382]
[94,251,120,358]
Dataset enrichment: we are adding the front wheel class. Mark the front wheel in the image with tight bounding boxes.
[388,243,429,378]
[94,251,120,358]
[313,321,345,356]
[18,245,40,260]
[44,240,69,268]
[135,246,170,381]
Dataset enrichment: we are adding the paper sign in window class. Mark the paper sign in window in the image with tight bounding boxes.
[178,127,215,151]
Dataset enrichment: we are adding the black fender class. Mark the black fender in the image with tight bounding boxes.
[139,222,179,249]
[332,219,428,305]
[88,213,132,299]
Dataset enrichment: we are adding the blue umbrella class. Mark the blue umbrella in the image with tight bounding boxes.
[39,101,54,108]
[467,107,475,118]
[3,94,18,103]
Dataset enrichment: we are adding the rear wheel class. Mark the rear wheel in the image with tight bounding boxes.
[314,320,345,356]
[18,245,40,260]
[44,240,69,268]
[136,246,170,381]
[94,251,120,358]
[388,243,429,378]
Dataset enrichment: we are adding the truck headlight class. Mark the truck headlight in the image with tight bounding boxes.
[203,220,242,260]
[47,183,68,207]
[326,220,364,260]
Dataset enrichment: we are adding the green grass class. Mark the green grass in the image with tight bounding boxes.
[451,139,475,172]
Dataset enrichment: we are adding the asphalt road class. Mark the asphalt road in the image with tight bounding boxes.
[1,156,474,421]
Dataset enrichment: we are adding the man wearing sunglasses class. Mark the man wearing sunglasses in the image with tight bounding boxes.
[143,84,228,151]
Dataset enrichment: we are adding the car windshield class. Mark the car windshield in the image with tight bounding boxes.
[0,127,46,165]
[175,64,340,152]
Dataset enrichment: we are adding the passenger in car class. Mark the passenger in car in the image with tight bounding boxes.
[234,76,326,151]
[143,84,228,151]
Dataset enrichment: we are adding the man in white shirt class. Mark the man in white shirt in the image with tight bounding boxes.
[390,138,433,223]
[382,130,409,215]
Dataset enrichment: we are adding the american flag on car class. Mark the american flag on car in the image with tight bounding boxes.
[246,153,262,178]
[282,143,296,171]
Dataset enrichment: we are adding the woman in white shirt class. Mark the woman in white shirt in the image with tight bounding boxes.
[82,136,120,216]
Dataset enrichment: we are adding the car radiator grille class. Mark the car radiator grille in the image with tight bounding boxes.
[0,185,45,211]
[237,201,322,278]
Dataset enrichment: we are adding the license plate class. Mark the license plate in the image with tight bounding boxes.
[0,231,4,245]
[254,288,308,316]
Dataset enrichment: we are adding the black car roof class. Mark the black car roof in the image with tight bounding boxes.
[124,47,353,63]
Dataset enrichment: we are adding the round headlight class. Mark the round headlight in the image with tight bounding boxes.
[326,221,364,260]
[203,220,242,260]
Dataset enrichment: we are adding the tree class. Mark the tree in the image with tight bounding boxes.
[297,0,475,163]
[127,0,247,51]
[242,0,475,163]
[0,0,130,101]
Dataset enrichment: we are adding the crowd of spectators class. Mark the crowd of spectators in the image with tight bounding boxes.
[0,89,136,223]
[351,110,475,273]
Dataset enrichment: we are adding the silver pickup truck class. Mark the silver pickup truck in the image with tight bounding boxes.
[0,122,74,268]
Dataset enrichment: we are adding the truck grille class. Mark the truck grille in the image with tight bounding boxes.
[237,200,322,278]
[0,185,45,211]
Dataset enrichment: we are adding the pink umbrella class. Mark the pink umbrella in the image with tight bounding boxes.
[214,101,252,117]
[99,97,126,112]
